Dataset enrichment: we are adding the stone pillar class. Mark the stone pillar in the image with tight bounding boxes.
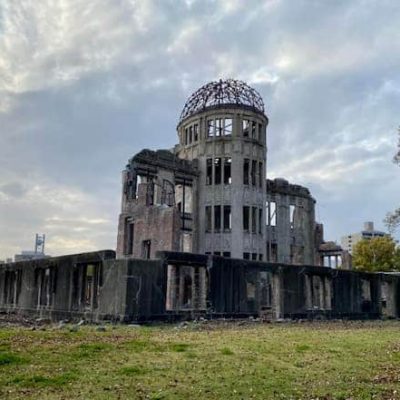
[166,265,177,311]
[305,275,312,309]
[272,272,283,319]
[324,277,332,310]
[199,267,207,309]
[318,276,324,309]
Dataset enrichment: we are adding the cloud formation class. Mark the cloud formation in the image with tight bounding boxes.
[0,0,399,259]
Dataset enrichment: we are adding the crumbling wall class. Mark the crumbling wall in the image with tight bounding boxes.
[116,149,199,259]
[1,250,399,322]
[266,178,317,265]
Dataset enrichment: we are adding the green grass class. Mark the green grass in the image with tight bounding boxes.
[0,321,400,399]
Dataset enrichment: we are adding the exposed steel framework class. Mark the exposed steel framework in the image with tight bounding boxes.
[179,79,265,123]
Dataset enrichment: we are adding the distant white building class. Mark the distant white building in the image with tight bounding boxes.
[341,221,387,254]
[14,251,49,262]
[14,234,49,262]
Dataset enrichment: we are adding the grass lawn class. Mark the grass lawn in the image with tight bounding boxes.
[1,320,400,399]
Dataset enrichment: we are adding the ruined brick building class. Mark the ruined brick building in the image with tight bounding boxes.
[117,79,323,266]
[1,79,397,323]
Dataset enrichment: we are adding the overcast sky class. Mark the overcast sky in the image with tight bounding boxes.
[0,0,399,259]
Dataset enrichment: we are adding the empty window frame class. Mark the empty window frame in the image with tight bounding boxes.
[243,159,250,185]
[223,252,231,258]
[84,265,95,308]
[189,126,193,143]
[252,207,257,234]
[184,128,188,145]
[36,268,55,308]
[193,124,199,141]
[259,254,263,261]
[215,118,223,137]
[223,205,231,230]
[126,221,134,255]
[251,121,257,138]
[214,251,221,256]
[290,205,295,229]
[224,118,232,136]
[267,242,278,262]
[258,208,263,234]
[214,158,222,184]
[142,240,151,259]
[243,253,250,260]
[214,205,221,232]
[258,162,263,187]
[252,253,258,261]
[243,206,250,231]
[206,206,212,232]
[207,119,215,137]
[251,160,257,186]
[224,157,232,184]
[258,123,263,141]
[242,119,250,137]
[266,201,277,226]
[206,159,213,185]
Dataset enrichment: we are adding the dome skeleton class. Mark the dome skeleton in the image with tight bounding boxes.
[179,79,265,123]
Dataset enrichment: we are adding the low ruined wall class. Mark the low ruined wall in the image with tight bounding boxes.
[0,250,399,322]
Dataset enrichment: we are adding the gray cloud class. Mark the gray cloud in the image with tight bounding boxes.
[0,0,399,259]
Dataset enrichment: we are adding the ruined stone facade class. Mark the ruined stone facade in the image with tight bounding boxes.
[116,149,199,259]
[1,251,399,322]
[116,79,321,265]
[3,79,394,324]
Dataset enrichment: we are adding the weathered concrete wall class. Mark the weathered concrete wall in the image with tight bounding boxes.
[266,178,317,265]
[160,252,397,320]
[124,258,166,321]
[1,250,399,322]
[176,106,268,260]
[116,149,199,259]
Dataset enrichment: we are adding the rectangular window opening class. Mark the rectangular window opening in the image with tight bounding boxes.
[267,201,276,226]
[290,205,295,229]
[206,206,212,232]
[243,206,250,231]
[224,118,232,136]
[224,157,232,184]
[258,208,262,234]
[206,159,213,185]
[189,126,193,144]
[243,159,250,185]
[126,222,134,255]
[243,252,250,260]
[223,252,231,258]
[251,121,257,138]
[207,119,214,137]
[223,205,231,230]
[142,240,151,259]
[215,118,223,137]
[242,119,250,137]
[214,205,221,232]
[194,124,199,141]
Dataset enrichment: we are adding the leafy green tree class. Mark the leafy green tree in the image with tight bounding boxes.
[352,236,400,272]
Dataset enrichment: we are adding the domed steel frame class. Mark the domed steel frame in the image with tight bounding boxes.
[179,79,265,123]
